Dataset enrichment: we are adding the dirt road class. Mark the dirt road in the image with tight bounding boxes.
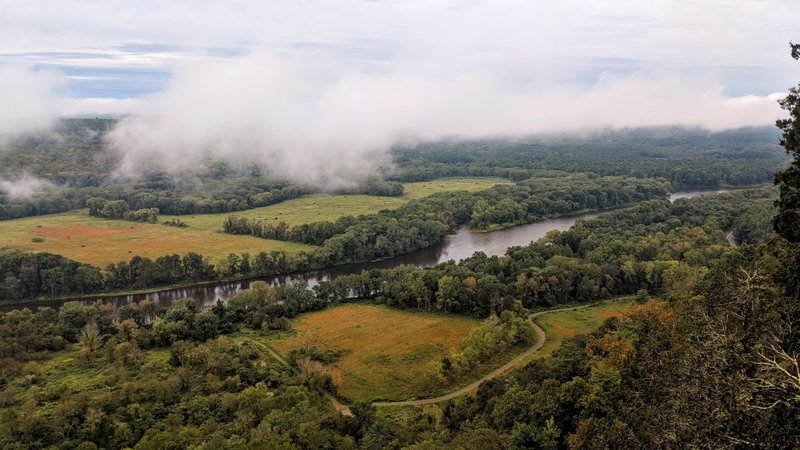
[372,303,597,407]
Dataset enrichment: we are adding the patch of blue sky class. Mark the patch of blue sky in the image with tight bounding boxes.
[0,50,171,98]
[539,57,788,97]
[59,65,170,98]
[67,77,163,98]
[708,66,795,97]
[492,57,644,92]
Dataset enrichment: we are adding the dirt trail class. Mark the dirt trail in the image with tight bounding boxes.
[372,303,597,408]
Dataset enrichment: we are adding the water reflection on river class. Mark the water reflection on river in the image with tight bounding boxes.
[3,190,728,311]
[668,189,730,202]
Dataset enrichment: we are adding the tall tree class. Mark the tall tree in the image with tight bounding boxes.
[775,42,800,243]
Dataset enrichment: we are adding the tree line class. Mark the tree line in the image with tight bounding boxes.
[0,187,773,304]
[87,197,159,223]
[391,125,788,188]
[224,175,670,266]
[1,118,785,223]
[0,248,313,301]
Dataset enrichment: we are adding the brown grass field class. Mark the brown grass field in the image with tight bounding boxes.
[0,177,511,267]
[0,210,316,267]
[268,304,480,401]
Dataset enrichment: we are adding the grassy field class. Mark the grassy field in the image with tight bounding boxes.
[162,177,512,232]
[0,177,509,268]
[533,298,633,359]
[0,299,634,423]
[267,304,481,402]
[0,210,317,267]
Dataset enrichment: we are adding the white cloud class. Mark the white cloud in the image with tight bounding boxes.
[0,172,57,199]
[106,50,784,187]
[0,65,65,137]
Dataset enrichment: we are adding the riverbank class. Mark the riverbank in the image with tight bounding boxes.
[0,188,749,312]
[467,204,630,233]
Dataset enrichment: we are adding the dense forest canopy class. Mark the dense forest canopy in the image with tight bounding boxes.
[391,126,787,187]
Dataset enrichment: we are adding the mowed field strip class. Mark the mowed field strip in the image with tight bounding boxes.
[267,304,481,402]
[0,177,511,267]
[161,177,513,231]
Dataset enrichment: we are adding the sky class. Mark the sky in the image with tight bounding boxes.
[0,0,798,185]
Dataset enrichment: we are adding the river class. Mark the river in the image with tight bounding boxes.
[1,189,728,311]
[668,189,731,202]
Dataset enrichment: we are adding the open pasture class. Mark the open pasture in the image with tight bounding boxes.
[268,304,481,401]
[0,210,316,267]
[162,177,513,232]
[0,177,509,268]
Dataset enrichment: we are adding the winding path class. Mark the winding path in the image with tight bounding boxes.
[258,303,597,414]
[372,302,598,408]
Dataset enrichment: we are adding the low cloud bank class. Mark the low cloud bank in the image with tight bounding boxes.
[105,52,783,187]
[0,52,786,189]
[0,66,64,140]
[0,172,58,200]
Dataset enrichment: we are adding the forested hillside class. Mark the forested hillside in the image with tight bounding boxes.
[392,126,786,187]
[0,122,786,221]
